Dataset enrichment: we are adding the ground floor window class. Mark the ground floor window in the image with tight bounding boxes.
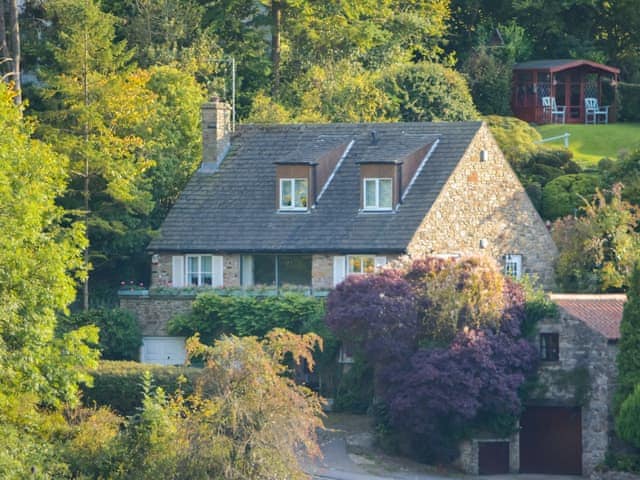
[504,254,523,279]
[186,255,213,286]
[348,255,376,275]
[241,254,312,288]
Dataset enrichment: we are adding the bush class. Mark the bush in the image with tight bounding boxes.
[382,61,478,122]
[333,358,375,413]
[542,173,601,220]
[60,308,142,360]
[617,384,640,448]
[81,361,204,415]
[168,292,325,343]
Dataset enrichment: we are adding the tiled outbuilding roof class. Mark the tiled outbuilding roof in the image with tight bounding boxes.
[550,294,626,340]
[149,122,483,253]
[513,59,620,75]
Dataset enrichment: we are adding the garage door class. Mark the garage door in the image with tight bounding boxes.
[140,337,187,366]
[479,441,510,475]
[520,406,582,475]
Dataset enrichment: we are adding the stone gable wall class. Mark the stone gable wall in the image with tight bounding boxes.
[407,123,557,289]
[531,312,618,475]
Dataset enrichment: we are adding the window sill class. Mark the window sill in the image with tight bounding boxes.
[277,208,310,214]
[360,208,394,213]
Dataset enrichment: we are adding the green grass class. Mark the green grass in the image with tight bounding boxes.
[536,123,640,167]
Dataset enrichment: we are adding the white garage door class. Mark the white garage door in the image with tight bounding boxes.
[140,337,187,366]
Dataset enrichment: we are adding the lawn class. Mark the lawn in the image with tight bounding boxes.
[536,123,640,167]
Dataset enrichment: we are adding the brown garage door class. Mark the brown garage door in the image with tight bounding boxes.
[479,441,510,475]
[520,406,582,475]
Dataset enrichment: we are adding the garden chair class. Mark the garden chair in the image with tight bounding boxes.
[584,97,609,124]
[541,96,566,124]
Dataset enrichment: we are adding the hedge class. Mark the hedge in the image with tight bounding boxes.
[81,361,204,416]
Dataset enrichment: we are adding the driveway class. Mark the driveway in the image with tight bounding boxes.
[302,413,584,480]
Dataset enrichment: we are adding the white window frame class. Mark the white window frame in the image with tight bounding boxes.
[279,178,308,211]
[363,177,393,211]
[504,254,522,279]
[185,254,213,286]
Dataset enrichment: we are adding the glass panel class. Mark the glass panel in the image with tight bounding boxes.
[379,179,392,209]
[201,256,212,285]
[254,255,276,286]
[278,255,311,287]
[281,180,292,207]
[348,256,362,273]
[364,179,376,208]
[187,257,199,285]
[294,179,308,208]
[363,257,375,273]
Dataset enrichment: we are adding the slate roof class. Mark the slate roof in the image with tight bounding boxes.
[149,122,483,253]
[550,294,626,340]
[513,59,620,75]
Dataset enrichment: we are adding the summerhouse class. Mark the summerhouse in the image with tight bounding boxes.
[511,59,620,124]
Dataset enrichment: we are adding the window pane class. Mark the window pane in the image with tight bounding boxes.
[187,257,199,285]
[281,180,292,207]
[201,256,212,274]
[348,256,362,273]
[364,180,376,208]
[363,257,375,273]
[294,179,308,208]
[278,255,311,287]
[379,179,392,208]
[254,255,276,286]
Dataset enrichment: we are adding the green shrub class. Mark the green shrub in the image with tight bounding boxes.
[542,173,601,220]
[59,308,142,360]
[333,358,374,413]
[168,292,326,343]
[81,361,203,415]
[617,384,640,448]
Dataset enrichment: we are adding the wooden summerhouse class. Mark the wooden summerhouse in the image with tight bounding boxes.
[511,59,620,124]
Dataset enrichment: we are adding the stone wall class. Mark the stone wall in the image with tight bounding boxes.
[530,311,618,475]
[407,123,557,289]
[120,294,194,336]
[312,254,333,289]
[150,253,241,288]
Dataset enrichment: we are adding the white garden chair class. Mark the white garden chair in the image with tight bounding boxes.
[541,96,566,124]
[584,97,609,124]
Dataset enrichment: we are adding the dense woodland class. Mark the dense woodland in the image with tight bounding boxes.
[4,0,640,477]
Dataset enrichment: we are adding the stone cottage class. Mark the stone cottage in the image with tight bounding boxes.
[121,98,557,364]
[459,293,625,476]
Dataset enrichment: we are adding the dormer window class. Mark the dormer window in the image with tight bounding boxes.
[363,178,392,210]
[280,178,308,210]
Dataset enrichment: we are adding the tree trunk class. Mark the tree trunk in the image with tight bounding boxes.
[271,0,281,99]
[82,18,90,311]
[0,0,9,66]
[8,0,20,104]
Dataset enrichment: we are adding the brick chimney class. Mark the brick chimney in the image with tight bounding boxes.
[201,97,232,171]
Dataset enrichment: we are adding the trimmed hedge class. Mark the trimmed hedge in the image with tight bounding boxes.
[81,361,204,415]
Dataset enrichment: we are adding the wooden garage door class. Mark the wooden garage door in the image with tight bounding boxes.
[479,441,510,475]
[520,406,582,475]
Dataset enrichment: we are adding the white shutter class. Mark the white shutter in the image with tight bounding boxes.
[212,255,224,287]
[375,256,387,270]
[333,256,346,286]
[171,256,184,287]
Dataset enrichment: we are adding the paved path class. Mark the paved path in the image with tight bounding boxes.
[303,421,583,480]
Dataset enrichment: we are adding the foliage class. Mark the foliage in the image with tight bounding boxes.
[382,61,479,122]
[542,173,601,220]
[553,184,640,292]
[485,115,542,170]
[246,91,294,124]
[326,256,539,463]
[169,291,326,343]
[617,383,640,449]
[0,82,98,408]
[80,360,203,415]
[59,308,141,360]
[616,264,640,412]
[326,269,417,364]
[333,357,375,414]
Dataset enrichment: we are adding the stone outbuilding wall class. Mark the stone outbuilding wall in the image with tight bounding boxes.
[120,293,194,336]
[529,310,618,475]
[407,124,557,289]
